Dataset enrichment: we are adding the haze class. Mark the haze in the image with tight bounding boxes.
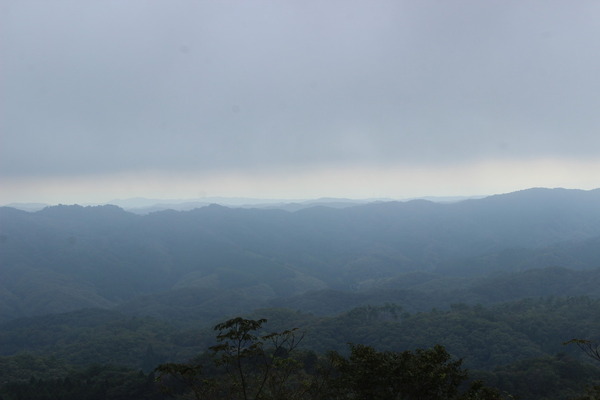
[2,0,599,204]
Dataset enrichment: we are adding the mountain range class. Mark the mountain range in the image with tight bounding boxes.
[1,187,599,325]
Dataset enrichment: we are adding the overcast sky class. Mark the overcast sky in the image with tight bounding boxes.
[2,0,600,204]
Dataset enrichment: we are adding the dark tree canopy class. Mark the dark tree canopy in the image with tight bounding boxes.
[156,317,506,400]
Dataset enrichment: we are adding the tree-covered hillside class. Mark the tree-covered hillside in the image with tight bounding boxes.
[2,296,599,372]
[1,302,600,399]
[1,188,600,322]
[2,188,600,399]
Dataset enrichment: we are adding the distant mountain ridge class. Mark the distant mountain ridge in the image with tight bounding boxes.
[1,187,599,323]
[3,195,467,214]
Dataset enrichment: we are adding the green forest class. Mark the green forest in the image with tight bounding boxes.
[1,188,600,399]
[1,297,600,399]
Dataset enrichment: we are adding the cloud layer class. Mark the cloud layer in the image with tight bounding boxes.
[2,0,599,202]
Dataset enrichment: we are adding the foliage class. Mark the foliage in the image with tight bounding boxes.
[157,317,307,400]
[2,296,600,379]
[155,317,506,400]
[570,386,600,400]
[326,343,506,400]
[0,309,180,372]
[0,364,162,400]
[2,314,600,400]
[155,362,214,400]
[0,353,71,384]
[474,354,600,400]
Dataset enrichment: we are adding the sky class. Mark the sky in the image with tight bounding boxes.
[2,0,600,205]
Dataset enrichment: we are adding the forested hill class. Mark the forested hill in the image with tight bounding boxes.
[1,187,600,322]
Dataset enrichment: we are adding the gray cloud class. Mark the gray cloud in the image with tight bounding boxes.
[2,0,600,180]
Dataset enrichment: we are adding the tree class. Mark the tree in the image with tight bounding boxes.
[570,386,600,400]
[157,317,306,400]
[564,339,600,400]
[156,317,506,400]
[327,343,506,400]
[565,339,600,363]
[154,362,215,400]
